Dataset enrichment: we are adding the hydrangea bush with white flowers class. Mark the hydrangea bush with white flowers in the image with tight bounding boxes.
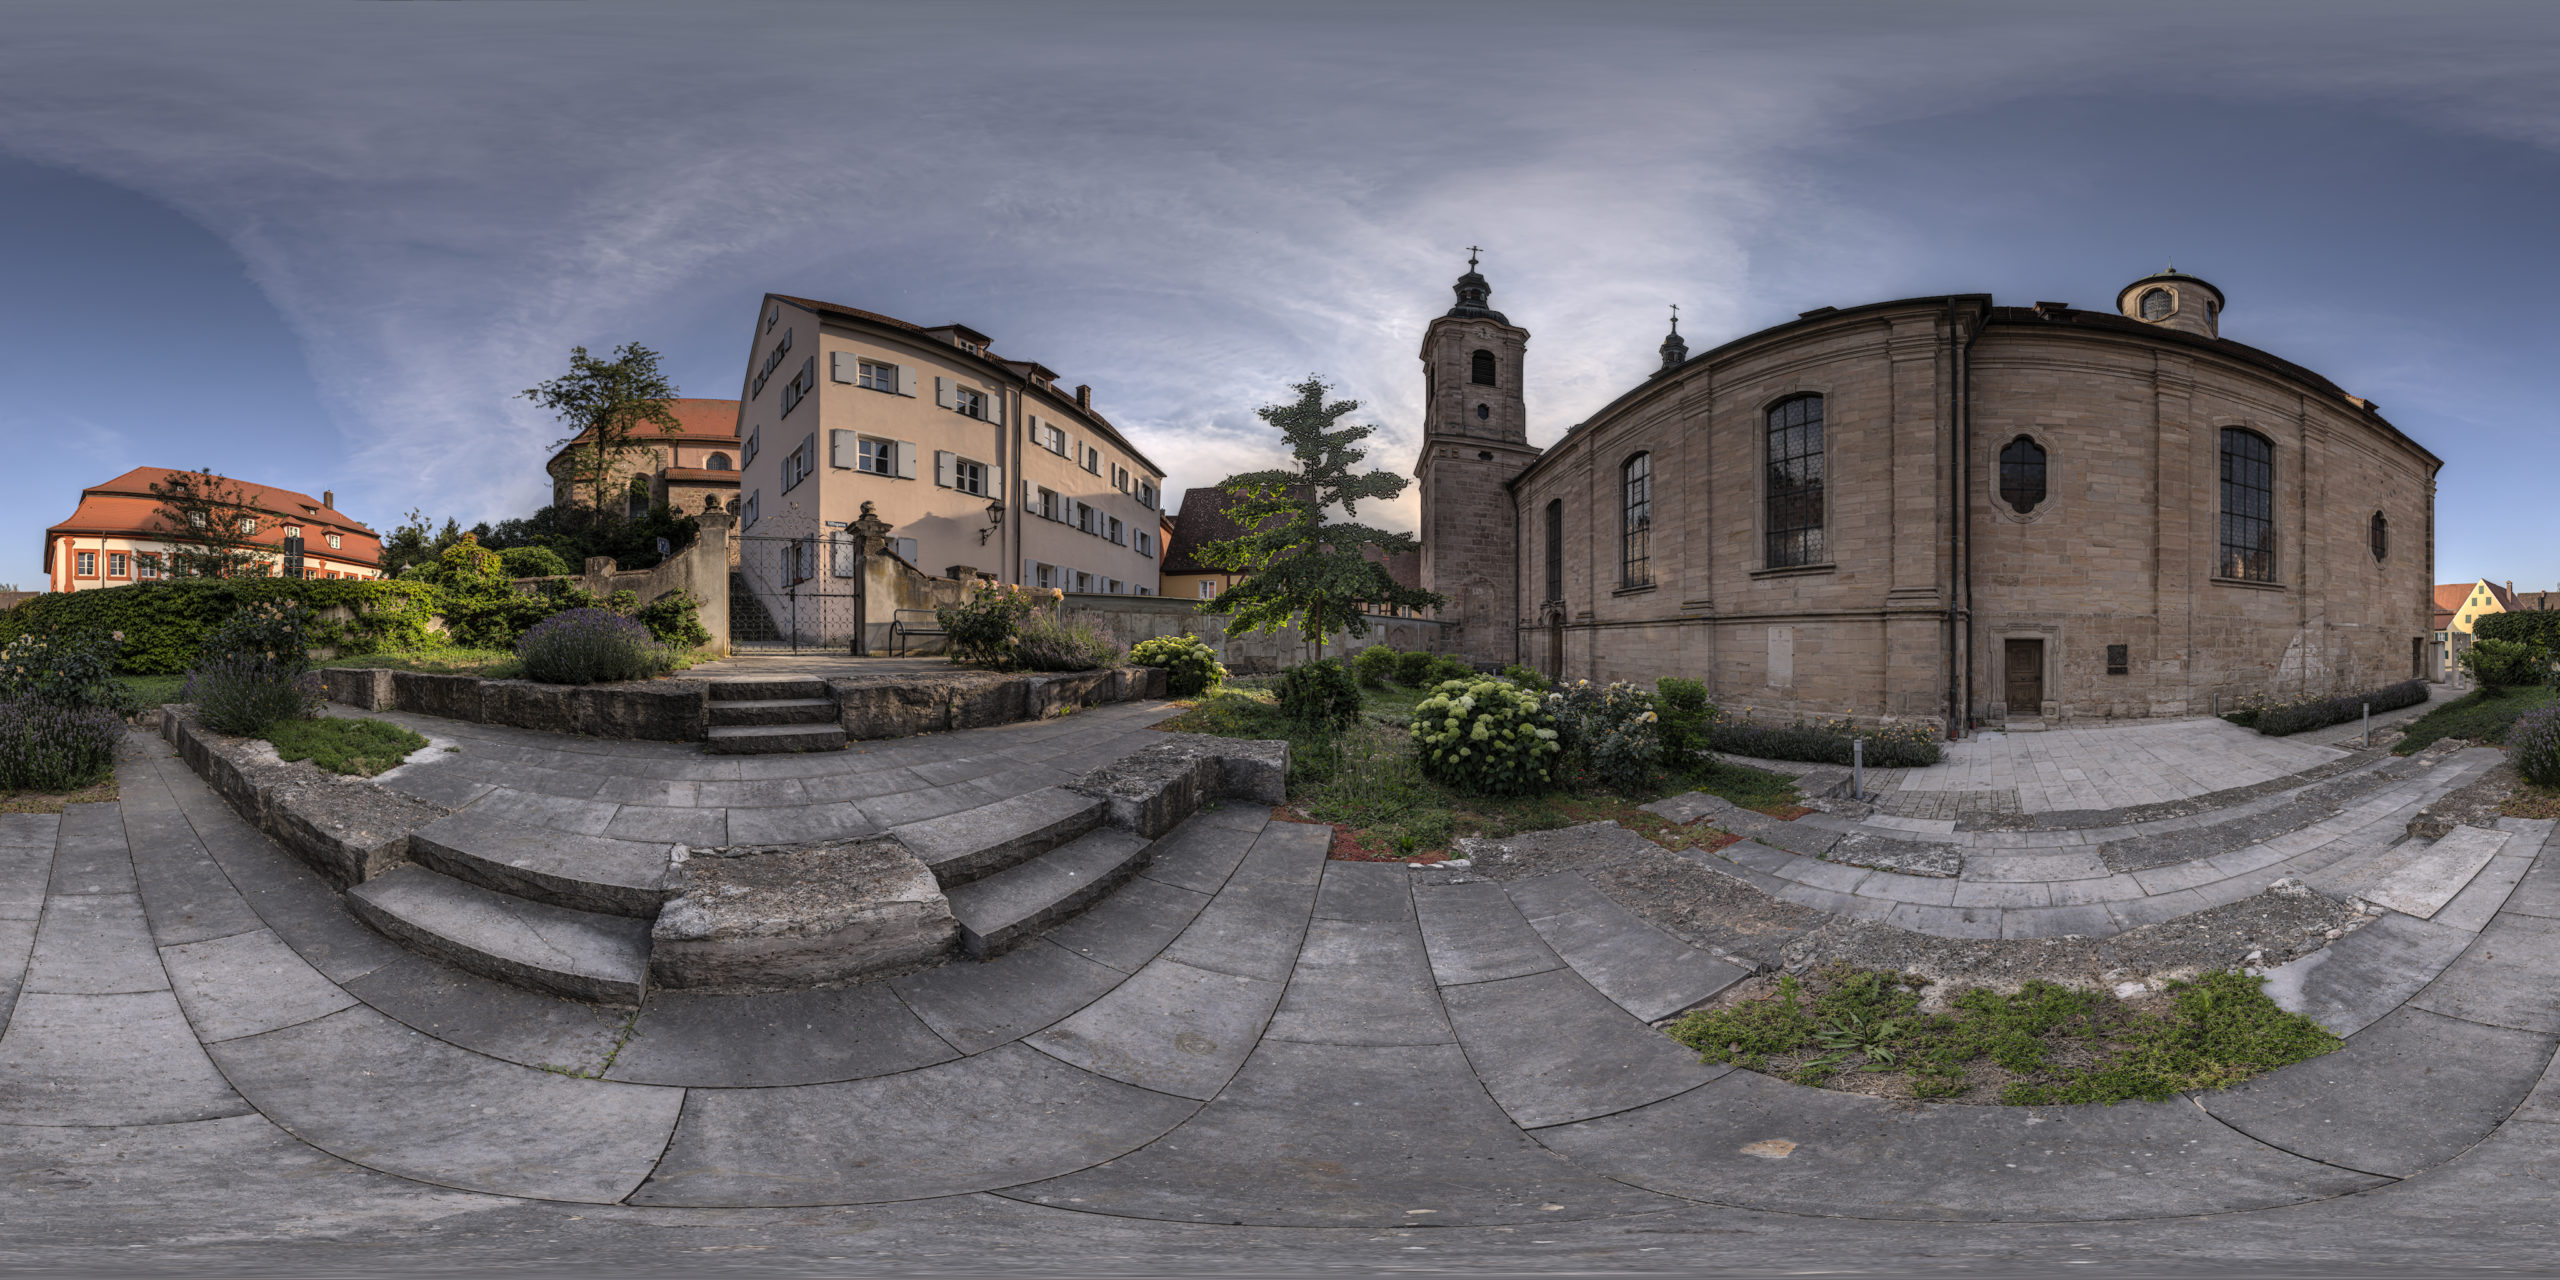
[1409,676,1560,796]
[1550,679,1663,794]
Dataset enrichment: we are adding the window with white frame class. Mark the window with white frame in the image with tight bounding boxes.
[1198,579,1217,599]
[1104,578,1121,594]
[752,326,794,399]
[108,552,128,576]
[1136,530,1154,557]
[953,458,987,497]
[1083,445,1102,474]
[1075,571,1094,592]
[857,437,896,475]
[238,517,258,535]
[1108,516,1124,545]
[77,551,96,576]
[782,440,812,492]
[780,354,816,416]
[1035,422,1067,455]
[1037,487,1060,521]
[858,360,897,392]
[1138,480,1157,508]
[326,532,342,549]
[136,554,160,579]
[954,386,986,418]
[187,510,207,529]
[1033,563,1056,590]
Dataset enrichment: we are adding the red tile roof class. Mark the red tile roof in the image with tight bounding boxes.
[545,398,743,462]
[44,468,384,572]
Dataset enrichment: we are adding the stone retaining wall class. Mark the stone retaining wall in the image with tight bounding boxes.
[830,666,1168,740]
[317,668,709,741]
[160,706,447,889]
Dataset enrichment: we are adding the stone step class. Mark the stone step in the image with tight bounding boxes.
[708,696,840,727]
[704,722,849,754]
[348,865,651,1003]
[945,828,1153,958]
[891,785,1108,887]
[704,677,833,702]
[409,811,673,918]
[2323,824,2512,920]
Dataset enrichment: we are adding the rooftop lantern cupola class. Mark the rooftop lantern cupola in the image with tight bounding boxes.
[1654,305,1688,375]
[1445,246,1510,324]
[2116,264,2224,339]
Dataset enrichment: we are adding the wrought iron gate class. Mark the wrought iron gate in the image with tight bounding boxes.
[732,532,867,653]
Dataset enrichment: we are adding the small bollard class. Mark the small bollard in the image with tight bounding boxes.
[1853,736,1864,801]
[2363,702,2371,748]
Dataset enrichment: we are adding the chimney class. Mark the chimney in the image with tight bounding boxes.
[322,489,334,510]
[1075,385,1091,411]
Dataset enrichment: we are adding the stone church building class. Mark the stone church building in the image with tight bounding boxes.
[1411,260,2441,734]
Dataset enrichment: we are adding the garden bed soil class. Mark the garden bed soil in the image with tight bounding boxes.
[2410,756,2519,839]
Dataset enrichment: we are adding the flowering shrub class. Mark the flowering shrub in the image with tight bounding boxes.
[1011,608,1122,672]
[515,608,675,685]
[200,598,311,667]
[1277,658,1364,729]
[2510,707,2560,787]
[1130,634,1225,696]
[1550,680,1663,794]
[938,584,1050,666]
[1709,714,1943,768]
[0,630,131,714]
[1411,677,1560,795]
[1351,645,1401,688]
[1498,663,1551,693]
[0,578,443,675]
[185,655,323,736]
[0,697,124,792]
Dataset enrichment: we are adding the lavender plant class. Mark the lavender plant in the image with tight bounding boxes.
[183,655,323,736]
[2509,707,2560,788]
[0,697,124,792]
[515,608,674,685]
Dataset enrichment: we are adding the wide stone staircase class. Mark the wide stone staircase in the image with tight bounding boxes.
[703,677,847,754]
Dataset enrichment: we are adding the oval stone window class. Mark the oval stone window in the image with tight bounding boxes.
[2140,288,2173,321]
[1999,436,2048,514]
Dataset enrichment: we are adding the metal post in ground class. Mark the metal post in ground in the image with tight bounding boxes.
[1853,736,1864,801]
[2364,702,2371,748]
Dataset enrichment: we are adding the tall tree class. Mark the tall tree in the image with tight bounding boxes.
[521,342,683,516]
[148,468,274,579]
[1195,376,1444,657]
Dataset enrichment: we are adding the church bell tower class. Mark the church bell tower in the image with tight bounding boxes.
[1413,251,1541,666]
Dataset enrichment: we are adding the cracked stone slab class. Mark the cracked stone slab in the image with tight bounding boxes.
[1026,955,1284,1099]
[162,927,358,1043]
[1505,870,1750,1022]
[1536,1067,2384,1221]
[1827,831,1961,878]
[608,983,959,1086]
[0,990,250,1126]
[1265,916,1451,1047]
[1441,966,1723,1128]
[2326,825,2511,920]
[630,1041,1197,1207]
[2260,911,2477,1036]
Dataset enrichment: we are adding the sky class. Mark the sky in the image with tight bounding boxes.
[2,1,2555,593]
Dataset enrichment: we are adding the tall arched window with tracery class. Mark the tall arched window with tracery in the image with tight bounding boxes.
[2370,511,2389,562]
[1999,436,2047,514]
[1471,349,1497,386]
[1544,498,1564,603]
[2219,428,2276,582]
[1621,454,1652,588]
[1765,394,1825,567]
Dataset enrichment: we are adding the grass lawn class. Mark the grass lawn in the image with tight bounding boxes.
[267,717,431,776]
[314,648,525,678]
[1667,966,2339,1105]
[2392,685,2558,755]
[1160,682,1802,859]
[116,673,188,710]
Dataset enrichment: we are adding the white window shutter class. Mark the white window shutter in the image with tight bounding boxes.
[1022,557,1034,583]
[1019,478,1031,508]
[897,441,919,479]
[989,464,1004,496]
[898,366,918,397]
[935,377,955,409]
[896,537,917,563]
[830,429,852,468]
[934,450,955,488]
[981,388,1000,422]
[831,352,855,383]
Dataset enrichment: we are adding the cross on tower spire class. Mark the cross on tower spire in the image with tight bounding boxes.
[1465,245,1483,270]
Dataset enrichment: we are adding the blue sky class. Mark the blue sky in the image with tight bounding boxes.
[2,1,2554,593]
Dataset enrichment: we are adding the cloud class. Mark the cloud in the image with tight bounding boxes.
[0,1,2554,541]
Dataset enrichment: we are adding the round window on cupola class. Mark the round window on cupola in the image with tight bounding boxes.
[2140,288,2174,321]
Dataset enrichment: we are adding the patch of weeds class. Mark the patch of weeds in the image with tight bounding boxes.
[265,717,431,776]
[2503,781,2560,820]
[116,673,188,710]
[0,775,119,814]
[1665,965,2337,1106]
[2393,685,2558,755]
[313,648,526,679]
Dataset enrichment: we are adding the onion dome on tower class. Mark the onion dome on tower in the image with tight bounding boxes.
[1445,246,1510,324]
[1654,305,1688,375]
[2117,266,2225,339]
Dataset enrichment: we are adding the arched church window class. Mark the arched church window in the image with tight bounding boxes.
[2141,288,2173,321]
[1999,436,2047,514]
[1765,394,1825,568]
[1621,454,1652,587]
[706,453,732,471]
[1472,349,1497,386]
[2219,428,2275,582]
[1476,403,1490,421]
[1545,498,1564,604]
[2371,511,2388,561]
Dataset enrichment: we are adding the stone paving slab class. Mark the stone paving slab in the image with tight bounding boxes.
[180,793,409,986]
[2328,825,2511,920]
[1027,955,1285,1099]
[0,914,33,1040]
[161,927,358,1043]
[1442,966,1723,1128]
[2409,913,2560,1035]
[47,802,134,896]
[1313,860,1413,923]
[889,937,1126,1055]
[1043,873,1210,973]
[2262,911,2478,1036]
[0,989,251,1126]
[24,892,166,996]
[2434,853,2538,934]
[632,1041,1197,1207]
[339,953,629,1072]
[1158,824,1324,984]
[2200,1005,2555,1178]
[1004,1039,1673,1227]
[1506,873,1750,1021]
[609,984,958,1086]
[0,812,60,848]
[0,846,49,922]
[1414,881,1566,987]
[209,1004,681,1203]
[1265,917,1450,1047]
[1535,1067,2384,1220]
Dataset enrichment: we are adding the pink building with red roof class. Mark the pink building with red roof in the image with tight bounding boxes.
[42,467,383,593]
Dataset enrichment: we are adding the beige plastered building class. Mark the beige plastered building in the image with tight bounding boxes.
[730,293,1166,617]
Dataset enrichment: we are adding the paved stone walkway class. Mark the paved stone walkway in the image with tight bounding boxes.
[6,709,2560,1270]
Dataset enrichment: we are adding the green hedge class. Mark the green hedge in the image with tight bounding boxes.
[0,580,445,675]
[2475,611,2560,653]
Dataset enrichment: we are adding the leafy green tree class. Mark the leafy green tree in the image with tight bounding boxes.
[379,508,468,578]
[148,468,274,579]
[521,343,683,516]
[1195,376,1443,658]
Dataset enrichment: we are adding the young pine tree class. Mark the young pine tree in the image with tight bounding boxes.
[1195,376,1444,658]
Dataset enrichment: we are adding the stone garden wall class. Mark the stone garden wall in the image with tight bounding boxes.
[1054,595,1449,675]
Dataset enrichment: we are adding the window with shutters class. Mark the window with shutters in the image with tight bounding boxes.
[2218,428,2276,582]
[1084,445,1102,475]
[1137,530,1154,557]
[1472,349,1496,385]
[780,442,810,493]
[742,492,759,529]
[743,428,760,468]
[851,437,893,475]
[1138,479,1157,508]
[779,355,815,416]
[857,360,897,392]
[1075,571,1094,592]
[752,327,794,398]
[1036,422,1067,455]
[1108,517,1124,545]
[1544,498,1564,603]
[953,386,986,419]
[953,458,987,497]
[1765,394,1825,568]
[1999,436,2047,515]
[1621,453,1653,588]
[1037,488,1060,521]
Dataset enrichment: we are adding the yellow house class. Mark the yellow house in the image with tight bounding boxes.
[2432,578,2519,678]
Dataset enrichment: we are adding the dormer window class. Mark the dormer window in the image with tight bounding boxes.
[2140,288,2173,321]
